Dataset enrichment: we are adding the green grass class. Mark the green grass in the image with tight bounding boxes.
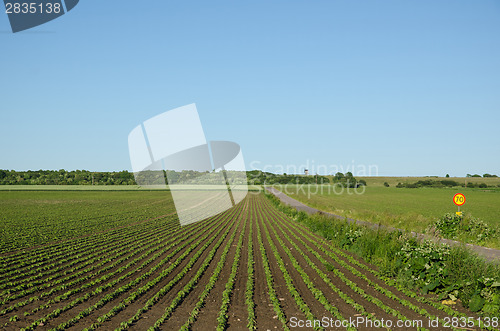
[273,184,500,248]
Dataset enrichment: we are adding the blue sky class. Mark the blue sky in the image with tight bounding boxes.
[1,0,499,176]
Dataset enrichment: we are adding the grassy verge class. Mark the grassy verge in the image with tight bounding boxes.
[274,185,500,248]
[264,191,500,317]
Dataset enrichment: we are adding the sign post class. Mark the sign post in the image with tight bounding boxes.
[453,193,466,217]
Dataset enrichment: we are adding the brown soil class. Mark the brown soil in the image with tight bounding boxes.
[0,194,488,331]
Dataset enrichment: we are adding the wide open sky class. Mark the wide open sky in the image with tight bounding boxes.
[1,0,499,176]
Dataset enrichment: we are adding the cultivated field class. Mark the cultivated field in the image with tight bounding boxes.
[0,191,491,330]
[0,191,176,251]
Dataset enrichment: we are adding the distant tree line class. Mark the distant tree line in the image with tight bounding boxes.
[0,169,136,185]
[0,169,246,186]
[396,180,461,188]
[1,169,329,186]
[466,173,498,178]
[396,179,499,189]
[0,169,373,186]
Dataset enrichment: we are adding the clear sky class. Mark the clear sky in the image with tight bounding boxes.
[1,0,499,176]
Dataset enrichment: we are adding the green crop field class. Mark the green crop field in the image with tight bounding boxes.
[272,183,500,249]
[0,191,176,252]
[2,191,496,330]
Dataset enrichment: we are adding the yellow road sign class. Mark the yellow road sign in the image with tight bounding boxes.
[453,193,465,206]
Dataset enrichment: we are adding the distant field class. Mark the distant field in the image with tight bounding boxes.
[357,176,500,187]
[0,185,152,191]
[274,183,500,248]
[0,185,261,191]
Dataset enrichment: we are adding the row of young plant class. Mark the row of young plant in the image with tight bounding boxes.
[264,191,500,328]
[214,213,248,330]
[245,201,256,330]
[20,215,222,330]
[0,194,176,253]
[8,215,189,316]
[255,199,290,331]
[0,208,164,263]
[255,205,324,331]
[177,208,248,331]
[0,213,174,286]
[0,201,174,265]
[18,215,217,331]
[0,222,124,272]
[79,203,243,331]
[43,209,236,331]
[0,194,176,266]
[3,206,176,271]
[0,217,176,303]
[1,214,177,296]
[2,240,125,298]
[124,204,243,330]
[2,230,159,302]
[1,222,178,317]
[25,241,177,330]
[0,220,142,282]
[260,199,399,329]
